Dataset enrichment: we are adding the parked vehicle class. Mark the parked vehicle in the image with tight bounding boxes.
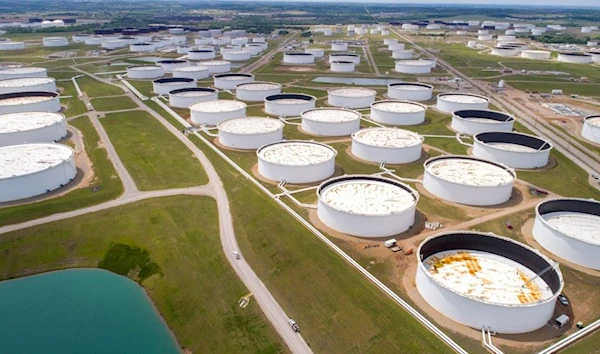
[558,294,569,306]
[288,319,300,332]
[233,251,240,260]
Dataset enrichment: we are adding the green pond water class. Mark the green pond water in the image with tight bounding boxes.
[0,268,180,354]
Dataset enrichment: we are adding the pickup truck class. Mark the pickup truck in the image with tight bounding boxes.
[288,319,300,333]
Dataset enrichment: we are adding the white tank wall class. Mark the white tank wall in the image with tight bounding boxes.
[395,61,432,74]
[317,197,416,237]
[218,127,283,150]
[582,119,600,143]
[388,43,405,51]
[177,46,192,54]
[331,43,348,51]
[0,79,57,95]
[169,91,218,109]
[0,42,25,50]
[223,51,251,61]
[258,154,335,184]
[328,93,375,109]
[352,136,422,164]
[416,266,558,334]
[558,54,593,64]
[43,37,68,47]
[302,116,361,137]
[173,67,209,80]
[0,117,67,146]
[305,48,325,58]
[0,146,76,202]
[473,140,550,169]
[188,50,216,60]
[437,95,489,113]
[521,51,551,60]
[158,61,189,73]
[491,47,518,57]
[153,80,197,95]
[127,67,164,79]
[422,167,513,206]
[533,213,600,270]
[190,105,246,126]
[589,53,600,63]
[201,62,231,74]
[392,50,413,59]
[330,61,355,72]
[329,55,360,64]
[236,85,282,102]
[214,75,254,89]
[84,37,103,45]
[451,116,513,135]
[284,53,315,64]
[478,34,493,41]
[130,44,155,52]
[387,85,433,101]
[370,104,426,126]
[265,99,315,117]
[0,96,61,114]
[384,39,398,46]
[102,40,126,49]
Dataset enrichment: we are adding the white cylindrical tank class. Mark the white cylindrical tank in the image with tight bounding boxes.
[352,127,423,164]
[557,52,593,64]
[257,140,337,184]
[491,47,518,57]
[102,40,127,49]
[329,53,361,64]
[156,60,190,73]
[126,65,164,79]
[473,132,552,169]
[172,66,209,80]
[0,112,67,146]
[423,155,515,206]
[392,50,413,59]
[370,100,426,126]
[582,115,600,143]
[0,92,61,114]
[467,41,477,48]
[328,88,376,109]
[533,198,600,270]
[531,28,545,36]
[213,73,255,90]
[168,87,219,109]
[585,51,600,63]
[478,34,493,41]
[301,108,361,136]
[451,109,515,134]
[521,50,551,60]
[419,57,437,68]
[130,43,155,52]
[0,42,25,50]
[384,39,398,46]
[72,34,92,43]
[416,231,563,334]
[304,48,324,58]
[387,83,433,102]
[317,175,419,237]
[478,29,489,35]
[217,117,284,150]
[0,67,47,81]
[0,143,77,202]
[283,52,315,64]
[245,44,263,56]
[582,26,593,33]
[169,28,185,35]
[43,37,68,47]
[370,29,378,35]
[235,82,282,102]
[0,78,56,95]
[176,45,192,54]
[331,42,348,51]
[381,30,390,36]
[497,35,516,42]
[264,94,316,117]
[84,36,104,45]
[190,99,246,126]
[505,29,516,35]
[388,43,406,51]
[395,60,432,74]
[330,61,356,72]
[198,60,231,74]
[152,78,196,95]
[188,49,216,60]
[436,93,489,113]
[456,30,467,35]
[223,50,251,62]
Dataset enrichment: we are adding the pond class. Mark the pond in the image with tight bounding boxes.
[0,269,180,354]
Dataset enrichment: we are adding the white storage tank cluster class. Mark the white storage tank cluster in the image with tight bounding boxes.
[370,100,426,126]
[156,60,189,73]
[351,127,423,164]
[388,43,406,51]
[533,198,600,270]
[491,47,518,57]
[130,43,155,52]
[0,92,61,114]
[416,231,563,334]
[327,88,376,109]
[264,93,316,117]
[168,87,219,109]
[436,93,489,113]
[198,60,231,74]
[235,82,282,102]
[0,42,25,50]
[222,50,251,62]
[451,109,515,135]
[0,78,56,95]
[126,65,164,79]
[423,155,515,206]
[330,60,356,73]
[472,132,552,169]
[521,50,551,60]
[188,49,216,60]
[152,78,196,95]
[331,42,348,51]
[0,112,67,147]
[283,52,315,64]
[0,143,77,202]
[316,175,419,237]
[301,108,361,137]
[0,67,47,81]
[582,115,600,143]
[387,83,433,101]
[172,66,209,80]
[256,140,337,184]
[392,50,413,59]
[304,48,325,58]
[557,52,593,64]
[217,117,284,150]
[213,73,254,90]
[190,99,246,126]
[43,37,69,47]
[395,60,432,74]
[329,53,361,64]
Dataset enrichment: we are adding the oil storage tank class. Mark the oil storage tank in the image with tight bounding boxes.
[190,99,246,126]
[43,37,68,47]
[235,82,282,102]
[284,52,315,64]
[217,117,284,150]
[0,143,77,202]
[188,49,216,60]
[0,77,56,95]
[331,42,348,51]
[0,67,47,81]
[472,132,552,169]
[330,61,356,73]
[264,93,316,117]
[301,108,361,136]
[0,112,67,146]
[521,50,551,60]
[423,155,515,206]
[557,52,593,64]
[317,175,419,237]
[395,60,432,74]
[437,93,489,113]
[126,65,164,79]
[581,115,600,144]
[451,109,515,134]
[0,92,61,114]
[416,231,563,334]
[213,73,254,89]
[152,78,196,95]
[257,140,337,184]
[156,59,190,73]
[222,50,251,62]
[351,127,423,164]
[198,60,231,74]
[370,100,426,126]
[169,87,218,108]
[173,66,209,80]
[533,198,600,270]
[329,53,361,64]
[387,83,433,101]
[327,88,376,109]
[0,42,25,50]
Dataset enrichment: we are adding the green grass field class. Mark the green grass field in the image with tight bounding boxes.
[91,96,138,111]
[58,81,88,117]
[77,76,125,97]
[0,196,286,354]
[561,332,600,354]
[0,116,123,227]
[101,111,208,190]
